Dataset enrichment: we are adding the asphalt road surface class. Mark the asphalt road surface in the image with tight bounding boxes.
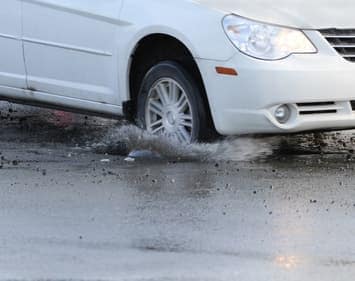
[0,102,354,281]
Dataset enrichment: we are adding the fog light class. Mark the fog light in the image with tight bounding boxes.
[275,105,291,124]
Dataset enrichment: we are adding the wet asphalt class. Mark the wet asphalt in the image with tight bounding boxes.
[0,101,354,281]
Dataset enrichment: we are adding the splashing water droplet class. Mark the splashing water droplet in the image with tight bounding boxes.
[93,125,274,162]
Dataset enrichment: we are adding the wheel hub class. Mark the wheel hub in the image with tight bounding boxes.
[165,109,177,126]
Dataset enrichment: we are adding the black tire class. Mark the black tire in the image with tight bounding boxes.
[136,61,211,142]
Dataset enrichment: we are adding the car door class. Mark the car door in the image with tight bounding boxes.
[22,0,123,105]
[0,0,27,89]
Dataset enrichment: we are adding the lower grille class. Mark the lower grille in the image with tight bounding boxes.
[350,101,355,111]
[297,102,338,115]
[299,109,337,115]
[320,29,355,62]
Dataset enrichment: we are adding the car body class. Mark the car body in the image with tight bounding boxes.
[1,0,355,142]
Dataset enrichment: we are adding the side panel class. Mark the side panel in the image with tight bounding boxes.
[0,0,26,89]
[22,0,123,104]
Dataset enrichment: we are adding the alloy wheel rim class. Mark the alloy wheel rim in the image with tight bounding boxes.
[145,78,194,143]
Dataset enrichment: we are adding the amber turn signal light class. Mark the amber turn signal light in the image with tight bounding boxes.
[215,67,238,76]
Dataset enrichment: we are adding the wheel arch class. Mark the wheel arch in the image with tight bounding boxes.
[124,32,216,135]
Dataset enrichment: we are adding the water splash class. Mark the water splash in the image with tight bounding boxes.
[93,125,274,162]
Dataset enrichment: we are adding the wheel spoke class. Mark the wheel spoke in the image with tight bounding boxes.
[180,114,192,121]
[152,124,164,134]
[174,131,183,143]
[149,100,164,117]
[175,110,192,127]
[176,94,189,111]
[177,126,191,143]
[156,83,170,105]
[169,81,179,103]
[149,119,163,129]
[181,120,193,128]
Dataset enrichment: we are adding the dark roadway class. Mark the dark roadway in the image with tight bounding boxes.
[0,102,354,281]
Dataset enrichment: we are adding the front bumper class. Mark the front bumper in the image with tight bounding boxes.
[197,30,355,135]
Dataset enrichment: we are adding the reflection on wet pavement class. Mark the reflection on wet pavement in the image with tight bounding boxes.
[275,255,301,270]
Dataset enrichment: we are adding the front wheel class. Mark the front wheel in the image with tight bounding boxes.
[136,61,210,143]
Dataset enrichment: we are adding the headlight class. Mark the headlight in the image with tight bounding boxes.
[222,14,317,60]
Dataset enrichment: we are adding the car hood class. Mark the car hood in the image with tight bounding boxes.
[195,0,355,29]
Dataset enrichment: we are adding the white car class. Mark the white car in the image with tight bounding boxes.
[1,0,355,143]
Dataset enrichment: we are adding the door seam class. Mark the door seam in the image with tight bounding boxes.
[20,0,30,90]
